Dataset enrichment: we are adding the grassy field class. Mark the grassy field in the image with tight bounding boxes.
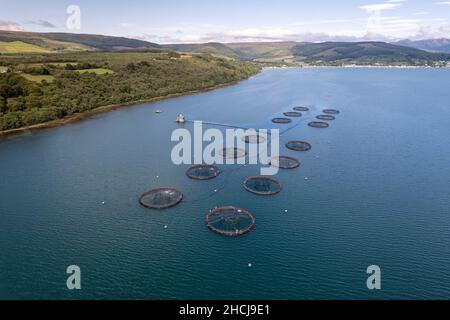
[0,41,52,53]
[75,68,115,75]
[21,74,55,83]
[35,38,92,52]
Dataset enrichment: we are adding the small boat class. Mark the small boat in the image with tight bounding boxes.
[155,110,163,114]
[176,114,186,123]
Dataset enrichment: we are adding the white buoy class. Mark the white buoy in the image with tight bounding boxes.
[156,175,160,179]
[102,201,106,205]
[305,177,309,181]
[284,209,288,213]
[164,225,168,229]
[248,263,252,268]
[214,189,218,193]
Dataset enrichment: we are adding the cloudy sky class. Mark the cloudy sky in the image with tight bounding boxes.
[1,0,449,43]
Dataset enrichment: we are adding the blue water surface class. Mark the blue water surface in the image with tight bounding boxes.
[1,68,450,299]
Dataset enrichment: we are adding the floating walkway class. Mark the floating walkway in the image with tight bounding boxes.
[185,119,251,131]
[185,119,300,137]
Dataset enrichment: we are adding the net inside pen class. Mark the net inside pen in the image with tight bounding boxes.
[243,176,283,195]
[205,206,256,237]
[139,188,183,209]
[270,156,301,169]
[316,115,336,121]
[186,164,221,180]
[286,141,312,152]
[272,118,293,124]
[283,111,302,118]
[323,109,340,115]
[293,106,310,112]
[308,121,329,128]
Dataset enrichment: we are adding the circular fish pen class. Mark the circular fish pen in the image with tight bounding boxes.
[316,115,336,121]
[241,134,266,144]
[219,147,247,159]
[286,141,312,152]
[186,164,221,180]
[139,188,183,210]
[294,106,310,112]
[243,176,283,195]
[205,206,256,237]
[270,156,301,169]
[283,111,302,118]
[272,118,292,124]
[308,121,329,128]
[323,109,340,115]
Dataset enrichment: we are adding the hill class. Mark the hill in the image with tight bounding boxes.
[292,41,450,65]
[166,42,297,61]
[0,31,160,53]
[164,42,238,58]
[226,42,297,61]
[165,41,450,66]
[395,39,450,53]
[43,33,161,51]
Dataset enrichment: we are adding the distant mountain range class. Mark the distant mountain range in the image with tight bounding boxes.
[395,39,450,53]
[1,30,449,66]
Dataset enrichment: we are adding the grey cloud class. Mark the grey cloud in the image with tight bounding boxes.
[0,20,24,31]
[27,20,57,28]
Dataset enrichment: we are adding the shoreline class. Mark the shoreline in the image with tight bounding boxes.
[0,76,257,138]
[264,65,450,69]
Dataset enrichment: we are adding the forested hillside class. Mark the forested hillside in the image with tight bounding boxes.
[292,42,450,65]
[0,51,260,131]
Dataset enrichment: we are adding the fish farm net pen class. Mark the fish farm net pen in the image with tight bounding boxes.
[283,111,302,118]
[308,121,330,128]
[293,106,310,112]
[243,176,283,196]
[286,141,313,152]
[316,115,336,121]
[272,117,293,124]
[186,164,221,180]
[139,188,184,210]
[323,109,340,115]
[269,156,301,169]
[205,206,256,237]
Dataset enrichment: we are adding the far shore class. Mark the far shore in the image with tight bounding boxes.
[0,76,256,138]
[264,64,450,70]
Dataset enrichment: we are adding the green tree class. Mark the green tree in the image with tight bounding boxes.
[0,96,6,113]
[7,97,26,112]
